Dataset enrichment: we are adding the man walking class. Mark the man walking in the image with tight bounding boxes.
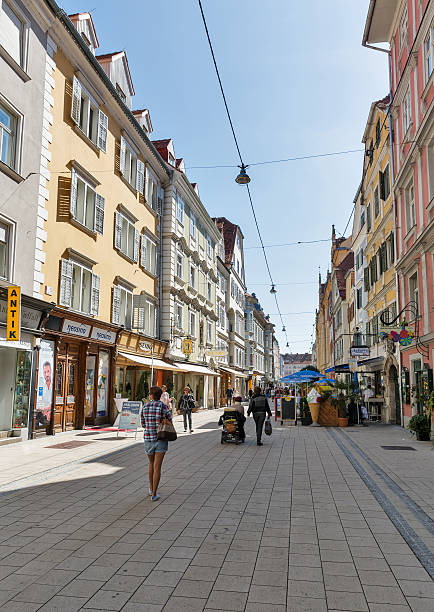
[178,387,195,433]
[247,386,272,445]
[226,386,234,406]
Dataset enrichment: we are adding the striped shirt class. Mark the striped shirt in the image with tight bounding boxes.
[141,400,172,442]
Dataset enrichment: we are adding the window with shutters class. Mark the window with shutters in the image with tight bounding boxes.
[405,180,416,231]
[0,101,18,170]
[137,298,156,337]
[399,7,409,53]
[368,139,374,166]
[0,219,11,280]
[145,169,159,211]
[140,234,157,275]
[0,1,26,68]
[356,288,362,310]
[374,186,380,218]
[367,203,372,232]
[388,232,395,264]
[119,136,144,192]
[114,211,139,262]
[366,321,371,347]
[425,19,434,82]
[375,118,381,148]
[372,315,378,343]
[112,284,133,329]
[70,169,104,234]
[360,209,365,229]
[59,258,99,316]
[70,76,108,152]
[379,165,390,201]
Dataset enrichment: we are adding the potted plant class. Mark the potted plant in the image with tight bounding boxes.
[408,413,431,441]
[331,393,349,427]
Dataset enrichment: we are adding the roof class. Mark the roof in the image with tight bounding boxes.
[96,51,135,96]
[152,139,174,164]
[68,12,99,47]
[363,0,399,45]
[362,93,391,142]
[282,353,312,364]
[213,217,243,266]
[335,252,354,299]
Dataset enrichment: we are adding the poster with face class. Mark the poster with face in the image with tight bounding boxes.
[36,340,54,427]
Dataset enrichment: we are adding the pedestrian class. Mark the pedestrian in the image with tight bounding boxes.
[141,386,172,501]
[226,386,234,406]
[161,385,171,412]
[178,386,195,433]
[347,398,358,425]
[248,388,253,400]
[247,386,272,446]
[233,395,246,441]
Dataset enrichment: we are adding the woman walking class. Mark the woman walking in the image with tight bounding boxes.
[142,386,172,501]
[178,387,195,433]
[247,386,272,445]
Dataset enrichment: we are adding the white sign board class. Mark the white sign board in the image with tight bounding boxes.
[118,401,141,439]
[62,319,91,337]
[91,327,116,343]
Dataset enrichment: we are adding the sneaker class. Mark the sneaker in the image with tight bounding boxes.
[151,494,160,502]
[148,488,153,496]
[257,442,263,446]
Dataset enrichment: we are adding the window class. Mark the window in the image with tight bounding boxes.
[71,76,108,152]
[140,235,157,275]
[189,263,196,289]
[405,181,416,231]
[409,273,419,311]
[175,304,183,330]
[206,320,212,344]
[177,193,184,223]
[112,284,133,329]
[335,308,342,329]
[206,235,212,258]
[374,186,380,218]
[176,249,183,279]
[388,232,395,264]
[429,145,434,200]
[59,258,100,316]
[189,311,196,336]
[114,211,139,262]
[70,169,105,234]
[356,288,362,310]
[425,19,434,81]
[372,314,378,343]
[0,101,17,169]
[120,136,144,192]
[399,7,409,52]
[1,1,25,67]
[375,118,381,148]
[370,256,377,285]
[0,220,10,279]
[190,212,196,239]
[207,280,212,301]
[368,139,374,166]
[402,88,411,134]
[367,204,372,232]
[137,299,156,337]
[360,209,365,229]
[379,165,390,200]
[146,169,161,212]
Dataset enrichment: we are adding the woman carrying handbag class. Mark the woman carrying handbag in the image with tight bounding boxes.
[141,386,175,501]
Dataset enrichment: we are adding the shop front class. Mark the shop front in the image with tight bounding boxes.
[0,289,53,442]
[219,366,247,402]
[173,362,219,409]
[38,309,120,436]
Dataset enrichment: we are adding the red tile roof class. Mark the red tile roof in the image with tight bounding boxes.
[213,217,239,265]
[335,252,354,299]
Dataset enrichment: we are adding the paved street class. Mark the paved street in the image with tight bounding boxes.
[0,410,433,611]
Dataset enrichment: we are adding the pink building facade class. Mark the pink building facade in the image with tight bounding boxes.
[364,0,433,424]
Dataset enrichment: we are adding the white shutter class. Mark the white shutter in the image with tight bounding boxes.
[94,194,105,235]
[138,306,145,332]
[59,259,73,307]
[90,273,100,315]
[70,169,78,218]
[120,136,126,176]
[136,159,145,194]
[114,211,122,249]
[140,234,147,268]
[71,75,82,125]
[112,285,121,324]
[133,228,140,263]
[145,167,149,201]
[97,110,108,153]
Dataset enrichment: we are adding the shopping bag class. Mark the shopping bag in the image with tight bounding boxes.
[157,418,177,441]
[264,419,272,436]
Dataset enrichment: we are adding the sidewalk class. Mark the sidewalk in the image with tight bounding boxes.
[0,413,432,611]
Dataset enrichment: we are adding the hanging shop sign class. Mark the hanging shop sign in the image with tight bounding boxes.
[6,286,21,341]
[182,338,193,355]
[91,327,116,344]
[62,319,91,338]
[350,346,370,357]
[379,321,414,346]
[348,358,358,372]
[206,349,227,358]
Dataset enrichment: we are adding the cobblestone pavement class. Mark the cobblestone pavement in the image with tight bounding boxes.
[0,411,433,611]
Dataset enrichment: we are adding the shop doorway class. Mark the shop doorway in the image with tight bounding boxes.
[54,357,77,432]
[388,365,401,425]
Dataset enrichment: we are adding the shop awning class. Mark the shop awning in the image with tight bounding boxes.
[119,352,182,372]
[220,366,247,379]
[174,362,219,376]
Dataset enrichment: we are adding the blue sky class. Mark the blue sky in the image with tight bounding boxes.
[60,0,388,355]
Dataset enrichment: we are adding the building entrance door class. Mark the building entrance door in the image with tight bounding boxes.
[54,357,78,432]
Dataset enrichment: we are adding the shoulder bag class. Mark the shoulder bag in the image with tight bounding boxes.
[157,418,177,442]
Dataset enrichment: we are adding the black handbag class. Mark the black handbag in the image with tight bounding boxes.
[157,418,177,442]
[264,419,272,436]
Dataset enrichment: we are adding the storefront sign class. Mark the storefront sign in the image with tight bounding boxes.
[91,327,116,344]
[206,349,227,357]
[62,319,91,337]
[350,347,370,357]
[139,340,153,352]
[6,286,21,341]
[118,401,141,438]
[348,358,358,372]
[0,299,41,330]
[35,340,54,429]
[182,338,193,355]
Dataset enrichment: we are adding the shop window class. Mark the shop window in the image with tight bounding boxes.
[115,211,139,262]
[140,234,157,275]
[0,100,18,170]
[12,350,31,429]
[85,355,96,418]
[405,181,416,231]
[59,258,100,316]
[96,351,109,417]
[112,284,133,329]
[70,169,105,234]
[0,1,25,67]
[120,135,144,192]
[0,220,11,280]
[71,76,108,152]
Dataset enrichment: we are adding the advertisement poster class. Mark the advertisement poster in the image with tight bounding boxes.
[35,340,54,428]
[96,351,109,417]
[118,401,141,436]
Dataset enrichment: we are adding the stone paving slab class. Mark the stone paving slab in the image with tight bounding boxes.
[0,413,433,610]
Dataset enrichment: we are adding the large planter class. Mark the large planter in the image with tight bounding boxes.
[309,402,320,425]
[416,431,430,441]
[301,416,313,426]
[337,417,349,427]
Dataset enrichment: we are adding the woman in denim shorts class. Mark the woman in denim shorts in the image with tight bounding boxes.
[141,386,173,501]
